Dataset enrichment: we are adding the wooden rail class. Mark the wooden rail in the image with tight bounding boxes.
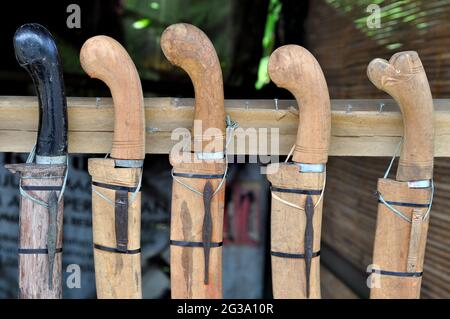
[0,96,449,156]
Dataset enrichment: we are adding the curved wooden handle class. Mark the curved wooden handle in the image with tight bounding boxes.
[80,36,145,160]
[367,51,434,181]
[268,45,331,164]
[14,23,68,158]
[161,23,225,152]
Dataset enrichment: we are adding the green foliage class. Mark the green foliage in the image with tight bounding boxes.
[255,0,282,90]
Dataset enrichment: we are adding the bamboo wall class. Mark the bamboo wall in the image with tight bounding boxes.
[305,0,450,298]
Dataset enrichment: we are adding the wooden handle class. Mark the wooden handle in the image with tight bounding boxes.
[80,36,145,160]
[14,23,68,158]
[161,23,225,152]
[268,45,331,164]
[367,51,434,181]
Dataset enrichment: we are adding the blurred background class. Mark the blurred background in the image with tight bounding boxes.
[0,0,448,298]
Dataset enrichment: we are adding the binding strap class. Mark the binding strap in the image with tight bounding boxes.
[18,248,63,254]
[377,199,429,208]
[92,181,137,192]
[368,269,423,278]
[172,172,225,179]
[271,186,322,195]
[271,250,320,259]
[94,244,141,255]
[170,240,223,248]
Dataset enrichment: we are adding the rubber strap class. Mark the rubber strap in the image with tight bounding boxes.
[21,185,62,191]
[92,181,137,192]
[377,200,429,208]
[18,248,63,254]
[172,172,225,179]
[94,244,141,254]
[368,269,423,278]
[170,240,223,248]
[270,186,322,195]
[271,250,320,259]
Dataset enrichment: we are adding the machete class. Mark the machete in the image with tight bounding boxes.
[161,23,226,299]
[267,45,331,299]
[80,36,145,299]
[6,23,68,299]
[367,51,434,299]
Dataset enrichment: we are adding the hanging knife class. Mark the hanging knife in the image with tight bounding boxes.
[367,51,434,299]
[6,23,68,299]
[80,36,145,299]
[161,23,226,299]
[267,45,331,299]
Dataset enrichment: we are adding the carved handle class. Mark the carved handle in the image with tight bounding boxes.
[268,45,331,164]
[161,23,225,152]
[14,23,68,158]
[80,36,145,160]
[367,51,434,181]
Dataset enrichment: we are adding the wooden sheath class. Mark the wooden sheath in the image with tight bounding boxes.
[370,179,431,299]
[267,45,330,299]
[161,23,226,299]
[267,163,325,298]
[80,36,145,298]
[89,158,142,298]
[6,164,65,299]
[170,153,226,299]
[368,51,434,298]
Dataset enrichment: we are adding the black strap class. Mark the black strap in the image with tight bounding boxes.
[368,269,423,278]
[94,244,141,255]
[21,185,62,191]
[378,200,429,208]
[271,250,320,259]
[170,240,223,248]
[92,181,137,192]
[18,248,63,254]
[173,172,225,179]
[271,186,322,196]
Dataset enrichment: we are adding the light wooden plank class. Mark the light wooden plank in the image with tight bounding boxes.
[0,96,449,156]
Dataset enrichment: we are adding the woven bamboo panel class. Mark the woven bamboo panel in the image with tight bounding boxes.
[307,0,450,298]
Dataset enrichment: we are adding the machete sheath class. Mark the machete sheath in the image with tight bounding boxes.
[266,45,331,299]
[161,23,226,299]
[6,23,68,299]
[80,36,145,299]
[367,51,434,299]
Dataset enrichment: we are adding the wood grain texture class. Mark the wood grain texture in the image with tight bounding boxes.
[5,164,65,299]
[1,97,450,156]
[80,36,145,160]
[268,45,331,164]
[170,153,226,299]
[370,179,431,299]
[161,23,225,152]
[89,158,142,299]
[267,163,325,299]
[367,51,434,181]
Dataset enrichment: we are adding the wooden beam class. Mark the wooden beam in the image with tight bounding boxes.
[0,96,449,156]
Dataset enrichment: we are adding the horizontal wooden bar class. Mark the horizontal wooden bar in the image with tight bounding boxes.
[0,96,449,156]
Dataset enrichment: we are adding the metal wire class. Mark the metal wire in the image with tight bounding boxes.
[377,138,434,223]
[19,144,68,208]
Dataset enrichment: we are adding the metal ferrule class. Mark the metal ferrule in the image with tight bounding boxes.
[114,159,144,168]
[196,151,225,160]
[408,179,431,189]
[296,163,326,173]
[36,155,67,165]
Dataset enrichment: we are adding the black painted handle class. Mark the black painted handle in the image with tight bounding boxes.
[14,23,68,158]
